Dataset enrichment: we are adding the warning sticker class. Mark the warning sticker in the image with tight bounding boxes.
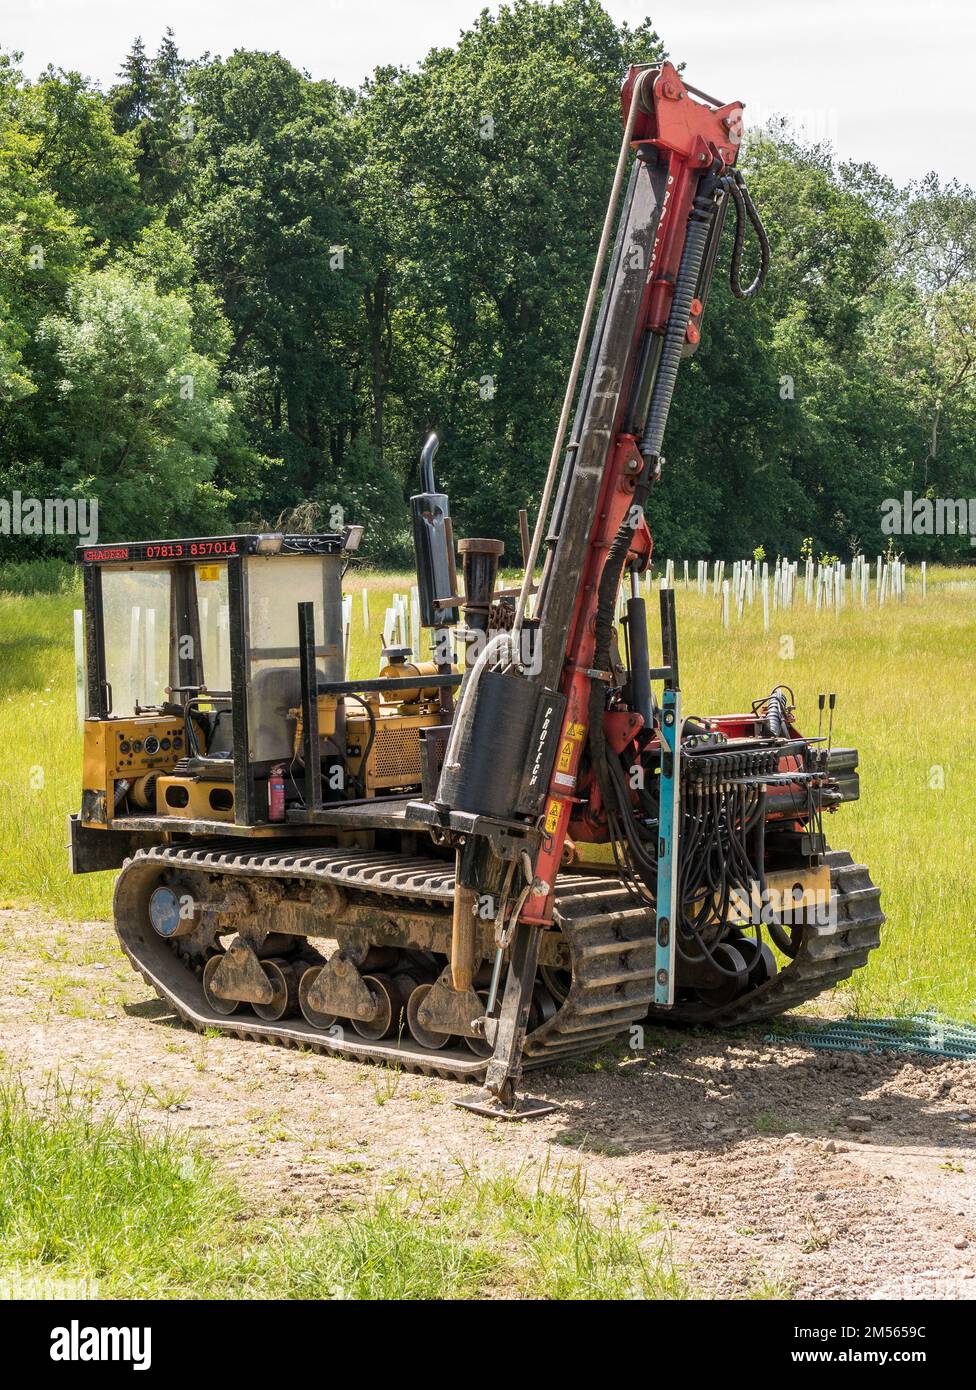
[556,722,586,773]
[544,799,561,834]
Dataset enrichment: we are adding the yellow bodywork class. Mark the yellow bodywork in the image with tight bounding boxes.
[345,706,442,792]
[726,862,833,924]
[762,863,833,916]
[289,658,455,796]
[156,775,235,823]
[81,715,183,826]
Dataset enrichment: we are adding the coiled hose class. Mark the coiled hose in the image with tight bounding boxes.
[723,169,770,300]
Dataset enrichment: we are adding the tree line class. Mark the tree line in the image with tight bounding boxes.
[1,0,974,565]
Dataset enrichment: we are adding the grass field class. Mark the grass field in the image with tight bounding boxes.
[0,563,973,1021]
[0,1077,683,1299]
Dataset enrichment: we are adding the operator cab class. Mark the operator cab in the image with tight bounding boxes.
[74,530,356,831]
[70,525,464,876]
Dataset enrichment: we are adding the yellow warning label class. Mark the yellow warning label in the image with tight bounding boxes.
[556,722,586,773]
[197,564,220,582]
[544,799,561,834]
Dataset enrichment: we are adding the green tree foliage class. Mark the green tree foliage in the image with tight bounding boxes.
[110,29,190,206]
[0,43,270,556]
[1,4,975,565]
[112,36,153,130]
[20,67,144,247]
[358,0,664,546]
[177,51,369,508]
[0,54,93,445]
[33,267,233,538]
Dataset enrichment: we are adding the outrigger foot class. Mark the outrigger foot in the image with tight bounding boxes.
[453,1086,558,1121]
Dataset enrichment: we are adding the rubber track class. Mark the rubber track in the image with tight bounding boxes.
[112,844,882,1078]
[112,843,655,1083]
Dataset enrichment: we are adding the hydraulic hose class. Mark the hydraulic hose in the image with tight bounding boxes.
[723,170,770,300]
[764,688,791,738]
[639,172,722,464]
[436,630,513,792]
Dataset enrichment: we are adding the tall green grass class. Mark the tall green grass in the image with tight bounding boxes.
[674,569,976,1021]
[0,585,108,918]
[0,1076,235,1297]
[0,1079,683,1299]
[0,558,76,595]
[0,565,973,1018]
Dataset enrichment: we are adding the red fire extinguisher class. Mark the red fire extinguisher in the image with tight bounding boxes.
[268,764,286,821]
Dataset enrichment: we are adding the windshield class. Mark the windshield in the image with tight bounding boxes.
[101,567,171,714]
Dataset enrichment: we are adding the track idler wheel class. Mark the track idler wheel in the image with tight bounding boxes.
[540,964,571,1006]
[298,965,338,1031]
[530,983,558,1030]
[253,958,299,1022]
[202,954,240,1016]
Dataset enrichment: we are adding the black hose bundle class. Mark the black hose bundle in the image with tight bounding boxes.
[752,684,794,738]
[722,169,770,300]
[675,771,767,974]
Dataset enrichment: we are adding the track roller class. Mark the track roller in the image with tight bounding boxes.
[253,958,299,1022]
[406,982,453,1050]
[298,965,338,1031]
[352,974,398,1040]
[202,954,240,1016]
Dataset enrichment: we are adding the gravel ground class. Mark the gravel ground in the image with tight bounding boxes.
[3,905,975,1299]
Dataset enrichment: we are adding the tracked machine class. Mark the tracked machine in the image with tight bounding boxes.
[70,63,883,1116]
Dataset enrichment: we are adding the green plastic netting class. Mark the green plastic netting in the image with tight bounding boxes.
[765,1011,976,1062]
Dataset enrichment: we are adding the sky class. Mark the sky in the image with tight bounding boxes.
[4,0,974,187]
